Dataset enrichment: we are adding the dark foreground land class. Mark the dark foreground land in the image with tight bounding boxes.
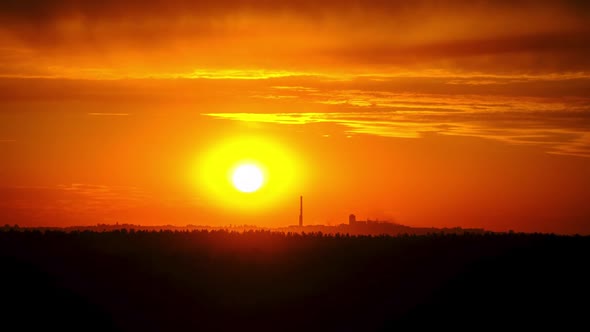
[1,229,589,331]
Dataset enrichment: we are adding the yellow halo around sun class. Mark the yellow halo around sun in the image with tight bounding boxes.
[195,135,303,212]
[232,163,264,193]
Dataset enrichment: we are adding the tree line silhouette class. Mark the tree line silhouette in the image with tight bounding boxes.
[1,228,588,331]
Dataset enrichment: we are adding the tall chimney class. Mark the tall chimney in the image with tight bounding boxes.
[299,195,303,227]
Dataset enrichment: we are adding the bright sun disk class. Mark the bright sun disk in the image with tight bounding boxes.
[232,164,264,193]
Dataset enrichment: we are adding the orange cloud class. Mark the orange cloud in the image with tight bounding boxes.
[1,0,590,78]
[206,88,590,157]
[88,113,129,116]
[0,184,202,226]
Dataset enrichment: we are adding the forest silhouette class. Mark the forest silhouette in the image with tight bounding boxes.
[1,228,588,331]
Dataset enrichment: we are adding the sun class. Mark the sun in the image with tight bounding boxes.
[196,135,305,212]
[232,164,264,193]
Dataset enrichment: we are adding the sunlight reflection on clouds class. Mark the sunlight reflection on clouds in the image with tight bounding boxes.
[207,90,590,157]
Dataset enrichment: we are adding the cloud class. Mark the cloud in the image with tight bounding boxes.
[0,184,206,226]
[88,112,129,116]
[2,1,589,22]
[57,183,148,201]
[1,0,589,77]
[321,31,590,71]
[206,89,590,157]
[0,184,150,225]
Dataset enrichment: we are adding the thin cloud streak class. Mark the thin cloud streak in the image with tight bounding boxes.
[88,112,129,116]
[206,90,590,157]
[0,184,204,226]
[0,184,149,224]
[207,111,590,157]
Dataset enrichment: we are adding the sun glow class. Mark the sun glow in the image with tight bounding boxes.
[232,164,264,193]
[196,136,302,213]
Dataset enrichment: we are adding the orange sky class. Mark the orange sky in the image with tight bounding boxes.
[1,0,590,234]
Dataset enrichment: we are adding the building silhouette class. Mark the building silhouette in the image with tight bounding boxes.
[349,214,356,225]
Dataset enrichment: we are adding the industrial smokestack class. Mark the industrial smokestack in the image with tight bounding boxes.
[299,195,303,227]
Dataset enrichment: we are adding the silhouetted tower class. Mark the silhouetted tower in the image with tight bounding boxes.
[299,196,303,227]
[349,214,356,225]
